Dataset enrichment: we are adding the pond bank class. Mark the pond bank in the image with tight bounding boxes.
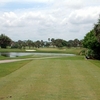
[0,56,61,63]
[0,52,75,58]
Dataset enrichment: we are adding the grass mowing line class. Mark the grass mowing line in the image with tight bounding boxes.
[0,56,62,64]
[0,57,100,100]
[0,60,32,78]
[67,60,99,100]
[89,60,100,68]
[0,59,50,99]
[6,59,77,100]
[77,60,100,98]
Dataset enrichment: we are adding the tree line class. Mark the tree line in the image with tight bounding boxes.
[0,16,100,59]
[0,34,83,49]
[83,16,100,59]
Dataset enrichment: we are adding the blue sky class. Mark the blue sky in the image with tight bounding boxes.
[0,0,100,41]
[1,2,49,11]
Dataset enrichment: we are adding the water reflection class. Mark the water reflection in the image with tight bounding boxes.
[0,52,75,58]
[1,53,10,57]
[0,52,33,57]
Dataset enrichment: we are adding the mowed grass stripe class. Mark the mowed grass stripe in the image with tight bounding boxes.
[0,59,100,100]
[0,60,31,78]
[77,60,100,98]
[67,60,100,100]
[0,60,48,99]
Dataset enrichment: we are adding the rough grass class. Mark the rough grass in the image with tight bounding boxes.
[0,47,85,54]
[0,60,31,78]
[0,56,100,100]
[0,55,7,60]
[0,48,25,52]
[36,47,84,54]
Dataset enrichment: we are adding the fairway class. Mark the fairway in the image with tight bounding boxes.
[0,57,100,100]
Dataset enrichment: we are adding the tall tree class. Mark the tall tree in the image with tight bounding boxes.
[17,40,23,49]
[44,41,50,47]
[73,39,80,47]
[55,39,67,48]
[26,40,33,49]
[41,40,44,47]
[34,40,41,48]
[67,40,74,47]
[51,38,55,47]
[83,30,100,59]
[22,40,27,49]
[48,38,50,42]
[94,16,100,43]
[0,34,12,48]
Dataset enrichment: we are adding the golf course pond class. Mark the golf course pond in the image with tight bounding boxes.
[0,52,75,58]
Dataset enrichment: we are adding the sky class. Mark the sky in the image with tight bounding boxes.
[0,0,100,41]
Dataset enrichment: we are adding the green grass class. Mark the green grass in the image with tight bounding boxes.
[0,47,85,54]
[0,55,7,60]
[0,60,31,78]
[53,55,85,60]
[0,56,100,100]
[89,60,100,68]
[0,48,25,52]
[36,47,84,55]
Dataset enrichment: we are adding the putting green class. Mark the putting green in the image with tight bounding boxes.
[0,58,100,100]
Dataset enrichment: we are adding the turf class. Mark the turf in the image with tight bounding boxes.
[0,47,85,54]
[0,57,100,100]
[0,60,31,78]
[89,60,100,68]
[36,47,84,54]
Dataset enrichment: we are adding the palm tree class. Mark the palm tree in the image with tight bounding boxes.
[34,40,41,48]
[26,40,33,49]
[51,38,55,47]
[48,38,50,42]
[41,40,44,47]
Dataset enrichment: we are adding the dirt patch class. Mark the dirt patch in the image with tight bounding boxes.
[0,96,12,100]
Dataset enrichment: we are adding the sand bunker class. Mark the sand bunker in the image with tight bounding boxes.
[25,50,36,51]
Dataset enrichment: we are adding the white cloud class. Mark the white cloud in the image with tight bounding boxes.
[53,0,83,9]
[68,7,100,25]
[0,0,100,41]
